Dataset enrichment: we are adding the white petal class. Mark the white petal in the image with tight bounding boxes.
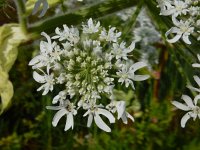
[52,95,60,104]
[41,32,51,44]
[182,34,191,44]
[166,27,180,34]
[197,54,200,61]
[126,42,135,53]
[64,113,73,131]
[133,75,150,81]
[52,109,67,127]
[55,27,61,35]
[37,85,44,91]
[166,33,182,43]
[88,18,93,27]
[181,95,194,107]
[87,114,93,127]
[187,85,200,93]
[126,112,134,122]
[42,86,49,95]
[181,112,191,128]
[165,27,182,43]
[116,101,126,119]
[194,94,200,105]
[46,106,63,110]
[97,108,115,123]
[33,71,45,83]
[83,110,90,117]
[190,112,198,120]
[193,76,200,87]
[121,112,128,124]
[172,16,180,26]
[192,63,200,68]
[130,62,147,72]
[126,79,135,90]
[29,55,42,66]
[94,114,111,132]
[171,101,190,111]
[161,9,175,16]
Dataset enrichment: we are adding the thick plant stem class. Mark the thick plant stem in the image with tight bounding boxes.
[14,0,28,33]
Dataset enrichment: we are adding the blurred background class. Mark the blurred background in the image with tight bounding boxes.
[0,0,200,149]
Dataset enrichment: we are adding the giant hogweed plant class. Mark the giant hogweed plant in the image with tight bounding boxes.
[0,0,200,133]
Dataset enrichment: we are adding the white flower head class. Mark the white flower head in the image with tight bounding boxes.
[117,62,150,89]
[33,70,55,95]
[83,103,115,132]
[106,100,134,124]
[30,18,149,132]
[158,0,188,17]
[111,42,135,60]
[165,17,194,44]
[82,18,100,34]
[100,27,121,42]
[46,99,77,131]
[172,95,200,128]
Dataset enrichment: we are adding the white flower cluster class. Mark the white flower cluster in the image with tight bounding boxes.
[117,8,161,67]
[157,0,200,44]
[29,18,150,132]
[172,54,200,128]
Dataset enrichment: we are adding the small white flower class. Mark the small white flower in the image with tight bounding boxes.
[52,90,68,104]
[29,32,56,70]
[33,71,55,95]
[83,103,115,132]
[106,100,134,124]
[52,25,70,41]
[165,17,194,44]
[46,100,77,131]
[52,25,80,45]
[172,95,200,128]
[187,75,200,93]
[157,0,173,14]
[192,54,200,68]
[159,0,188,17]
[117,62,150,89]
[111,42,135,60]
[82,18,100,34]
[100,27,121,42]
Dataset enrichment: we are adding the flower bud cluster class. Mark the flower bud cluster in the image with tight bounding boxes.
[29,18,149,132]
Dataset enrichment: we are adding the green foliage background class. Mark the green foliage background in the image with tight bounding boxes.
[0,0,200,149]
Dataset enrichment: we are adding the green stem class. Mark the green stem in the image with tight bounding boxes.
[121,0,144,41]
[14,0,28,33]
[46,96,52,150]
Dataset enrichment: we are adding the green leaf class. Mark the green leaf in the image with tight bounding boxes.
[0,24,26,114]
[0,24,27,72]
[0,66,13,114]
